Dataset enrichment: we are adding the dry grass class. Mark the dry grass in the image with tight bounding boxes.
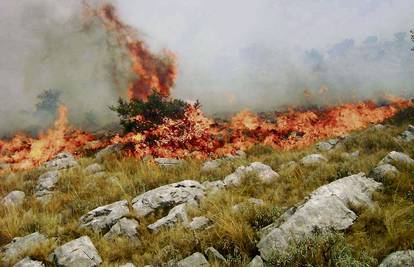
[0,119,413,266]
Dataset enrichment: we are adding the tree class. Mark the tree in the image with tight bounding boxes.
[411,30,414,51]
[110,91,189,133]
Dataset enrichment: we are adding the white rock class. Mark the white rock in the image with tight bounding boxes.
[96,144,122,163]
[205,247,226,264]
[371,164,399,180]
[176,252,210,267]
[201,160,221,172]
[1,232,48,264]
[379,250,414,267]
[43,152,78,171]
[35,171,60,201]
[316,139,338,151]
[300,154,328,166]
[247,255,264,267]
[2,190,25,207]
[202,180,225,194]
[224,162,279,187]
[379,151,414,166]
[53,236,102,267]
[119,263,136,267]
[257,173,381,261]
[80,200,130,232]
[104,218,140,243]
[187,216,212,231]
[148,204,189,232]
[154,158,184,167]
[132,180,205,218]
[13,257,45,267]
[85,163,104,175]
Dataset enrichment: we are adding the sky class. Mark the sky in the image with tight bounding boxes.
[0,0,413,135]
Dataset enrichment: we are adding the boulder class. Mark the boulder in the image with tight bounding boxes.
[104,218,140,243]
[1,232,48,264]
[397,125,414,142]
[379,151,414,166]
[224,162,279,187]
[202,180,225,194]
[205,247,226,264]
[371,164,399,180]
[132,180,205,218]
[379,250,414,267]
[300,154,328,166]
[154,158,184,167]
[148,204,189,232]
[373,124,386,130]
[35,171,60,201]
[43,152,78,171]
[95,144,122,163]
[85,164,104,175]
[187,216,212,231]
[176,252,210,267]
[14,257,45,267]
[119,264,136,267]
[2,190,25,207]
[257,173,381,261]
[201,160,221,172]
[53,236,102,267]
[247,256,264,267]
[80,200,129,232]
[316,139,338,151]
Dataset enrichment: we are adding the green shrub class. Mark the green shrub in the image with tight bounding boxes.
[110,91,190,133]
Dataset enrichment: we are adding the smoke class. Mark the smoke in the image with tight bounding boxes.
[0,0,132,136]
[1,0,413,137]
[113,0,414,113]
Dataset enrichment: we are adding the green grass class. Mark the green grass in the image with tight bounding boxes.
[0,119,413,266]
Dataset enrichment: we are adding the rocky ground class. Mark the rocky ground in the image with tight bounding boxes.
[1,115,414,266]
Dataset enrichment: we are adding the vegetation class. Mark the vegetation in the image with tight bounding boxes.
[35,89,61,115]
[110,92,190,133]
[0,112,413,266]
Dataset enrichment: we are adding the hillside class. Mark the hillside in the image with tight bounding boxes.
[1,108,414,267]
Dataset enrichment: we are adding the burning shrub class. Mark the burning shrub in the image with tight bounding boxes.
[35,89,61,115]
[110,91,190,133]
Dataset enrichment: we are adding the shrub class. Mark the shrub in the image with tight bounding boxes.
[35,89,61,114]
[110,91,190,133]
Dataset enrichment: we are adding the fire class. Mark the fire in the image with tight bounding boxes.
[0,106,94,170]
[86,3,177,101]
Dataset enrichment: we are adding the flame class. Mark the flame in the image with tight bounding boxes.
[86,3,177,101]
[0,106,95,170]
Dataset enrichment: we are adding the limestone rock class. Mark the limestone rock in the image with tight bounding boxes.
[379,250,414,267]
[53,236,102,267]
[154,158,184,167]
[379,151,414,166]
[371,164,399,180]
[205,247,226,264]
[187,216,212,231]
[104,218,140,243]
[316,139,338,151]
[224,162,279,187]
[1,232,48,264]
[201,160,221,172]
[119,263,136,267]
[95,144,122,163]
[257,173,381,261]
[80,200,129,232]
[300,154,328,166]
[2,190,25,207]
[202,180,225,194]
[247,256,264,267]
[43,152,78,171]
[132,180,205,218]
[176,252,210,267]
[397,125,414,142]
[35,171,60,201]
[148,204,189,232]
[85,164,104,175]
[14,257,45,267]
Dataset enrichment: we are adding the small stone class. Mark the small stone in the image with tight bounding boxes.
[247,255,264,267]
[201,160,221,172]
[371,164,399,180]
[205,247,227,264]
[79,200,130,233]
[248,198,264,206]
[35,171,60,201]
[53,236,102,267]
[224,162,279,187]
[300,154,328,166]
[187,216,212,231]
[379,250,414,267]
[202,180,225,194]
[13,257,45,267]
[104,218,140,243]
[154,158,184,167]
[85,163,104,175]
[379,151,414,166]
[43,152,78,171]
[176,252,210,267]
[148,204,189,232]
[2,190,25,207]
[96,144,122,163]
[119,263,136,267]
[1,232,48,264]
